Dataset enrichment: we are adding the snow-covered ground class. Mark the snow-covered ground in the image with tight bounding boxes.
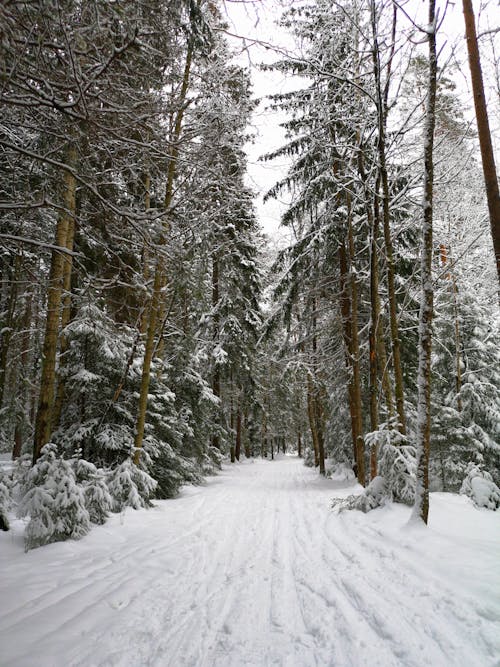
[1,456,499,667]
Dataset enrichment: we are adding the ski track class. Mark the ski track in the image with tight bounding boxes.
[1,457,499,667]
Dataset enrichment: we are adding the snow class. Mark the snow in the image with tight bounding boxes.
[1,457,499,667]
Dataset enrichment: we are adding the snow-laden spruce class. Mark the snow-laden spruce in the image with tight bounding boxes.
[460,463,500,510]
[20,444,91,550]
[73,458,113,525]
[107,459,157,512]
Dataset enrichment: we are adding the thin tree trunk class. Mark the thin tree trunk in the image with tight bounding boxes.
[297,430,302,458]
[452,273,463,412]
[13,290,33,459]
[339,242,359,472]
[33,144,77,462]
[369,182,381,479]
[235,407,242,461]
[315,386,326,475]
[0,254,21,409]
[412,0,437,525]
[441,244,463,411]
[371,0,407,434]
[306,373,320,467]
[133,266,162,465]
[311,296,325,475]
[347,209,366,487]
[211,254,221,451]
[230,378,235,463]
[139,172,152,336]
[462,0,500,283]
[261,408,267,458]
[244,409,251,458]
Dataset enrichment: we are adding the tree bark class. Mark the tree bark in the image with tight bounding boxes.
[412,0,437,525]
[0,255,21,409]
[33,144,77,462]
[52,197,77,429]
[462,0,500,283]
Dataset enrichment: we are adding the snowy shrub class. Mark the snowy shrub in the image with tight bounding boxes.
[107,459,157,512]
[198,448,223,476]
[326,462,355,482]
[332,477,388,514]
[204,445,225,472]
[73,459,113,524]
[303,447,315,467]
[460,464,500,510]
[20,444,91,550]
[9,454,31,503]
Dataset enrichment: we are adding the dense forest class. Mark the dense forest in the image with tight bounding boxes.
[0,0,499,551]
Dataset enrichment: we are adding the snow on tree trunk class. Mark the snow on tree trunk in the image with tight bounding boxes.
[412,0,438,525]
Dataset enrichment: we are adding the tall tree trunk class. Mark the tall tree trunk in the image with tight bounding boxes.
[211,254,221,451]
[33,144,77,462]
[311,296,325,475]
[133,266,162,465]
[139,172,152,336]
[452,273,463,412]
[244,409,251,458]
[441,244,463,411]
[369,182,381,479]
[412,0,437,525]
[13,289,33,459]
[133,41,194,464]
[297,430,302,458]
[306,373,320,467]
[347,210,366,487]
[371,0,407,434]
[52,200,77,429]
[462,0,500,283]
[339,242,359,474]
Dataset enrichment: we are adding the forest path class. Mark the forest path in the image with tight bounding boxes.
[1,456,499,667]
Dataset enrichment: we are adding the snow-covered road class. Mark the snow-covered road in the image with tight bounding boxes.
[1,456,499,667]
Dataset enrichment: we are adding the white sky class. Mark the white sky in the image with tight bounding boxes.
[221,0,500,239]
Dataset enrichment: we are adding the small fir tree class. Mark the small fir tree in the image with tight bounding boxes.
[107,459,157,512]
[20,444,91,550]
